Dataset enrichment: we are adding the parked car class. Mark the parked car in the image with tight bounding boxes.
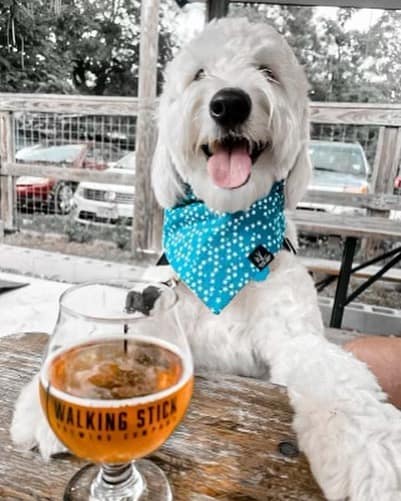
[395,175,401,195]
[299,140,371,214]
[390,174,401,220]
[72,152,135,225]
[15,143,109,214]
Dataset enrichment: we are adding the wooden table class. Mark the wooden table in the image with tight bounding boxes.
[292,210,401,329]
[0,333,324,500]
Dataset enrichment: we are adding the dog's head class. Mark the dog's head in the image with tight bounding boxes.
[152,17,311,213]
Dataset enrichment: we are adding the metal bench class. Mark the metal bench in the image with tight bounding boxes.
[291,199,401,329]
[300,255,401,285]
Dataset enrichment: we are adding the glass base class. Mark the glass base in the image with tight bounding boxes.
[64,460,172,501]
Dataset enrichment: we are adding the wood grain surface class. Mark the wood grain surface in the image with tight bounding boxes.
[300,256,401,284]
[0,112,15,231]
[132,0,161,255]
[0,94,138,116]
[310,101,401,126]
[0,333,325,501]
[303,190,401,212]
[292,210,401,240]
[3,161,135,186]
[229,0,401,11]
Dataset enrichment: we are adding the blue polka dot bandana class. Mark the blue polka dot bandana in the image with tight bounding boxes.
[163,181,286,314]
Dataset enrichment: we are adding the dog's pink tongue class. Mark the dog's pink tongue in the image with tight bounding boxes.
[207,144,251,189]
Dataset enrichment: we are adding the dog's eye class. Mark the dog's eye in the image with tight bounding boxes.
[258,65,278,83]
[194,69,205,81]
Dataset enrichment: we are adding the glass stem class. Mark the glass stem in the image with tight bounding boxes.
[102,463,135,485]
[90,461,144,501]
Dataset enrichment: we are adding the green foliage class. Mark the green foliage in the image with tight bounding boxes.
[53,0,141,95]
[112,218,131,250]
[64,215,93,243]
[365,11,401,102]
[64,212,132,249]
[0,0,73,92]
[229,4,401,104]
[0,0,175,95]
[2,2,401,103]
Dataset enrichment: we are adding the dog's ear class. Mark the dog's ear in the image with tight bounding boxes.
[151,132,183,208]
[285,104,312,210]
[151,95,184,208]
[285,141,312,210]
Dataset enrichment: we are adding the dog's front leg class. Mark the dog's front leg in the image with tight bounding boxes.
[11,373,66,460]
[257,330,401,501]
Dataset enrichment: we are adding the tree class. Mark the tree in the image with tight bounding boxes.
[0,0,73,92]
[53,0,141,95]
[366,11,401,103]
[0,0,177,95]
[228,3,398,104]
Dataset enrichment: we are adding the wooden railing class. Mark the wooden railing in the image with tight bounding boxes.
[0,94,400,253]
[0,94,140,246]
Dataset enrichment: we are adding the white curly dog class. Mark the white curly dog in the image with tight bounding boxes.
[12,17,401,501]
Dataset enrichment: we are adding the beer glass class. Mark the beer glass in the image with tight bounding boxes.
[39,280,193,500]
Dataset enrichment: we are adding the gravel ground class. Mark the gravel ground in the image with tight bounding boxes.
[4,230,155,266]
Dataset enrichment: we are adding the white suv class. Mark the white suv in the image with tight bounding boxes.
[72,152,135,225]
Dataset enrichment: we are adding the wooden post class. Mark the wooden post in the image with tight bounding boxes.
[132,0,161,257]
[363,126,401,258]
[207,0,229,19]
[227,0,401,8]
[0,112,15,233]
[371,127,401,194]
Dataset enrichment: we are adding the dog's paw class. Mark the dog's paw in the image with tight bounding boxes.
[295,402,401,501]
[10,374,66,461]
[125,285,163,316]
[124,265,178,316]
[126,283,177,317]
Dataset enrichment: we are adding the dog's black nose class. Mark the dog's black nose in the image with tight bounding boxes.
[209,87,251,129]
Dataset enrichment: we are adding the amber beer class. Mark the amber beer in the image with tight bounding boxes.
[39,337,193,464]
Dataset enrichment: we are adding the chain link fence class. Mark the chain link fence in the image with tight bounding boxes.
[13,112,136,250]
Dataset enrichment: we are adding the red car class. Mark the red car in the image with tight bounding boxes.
[395,175,401,195]
[15,144,108,214]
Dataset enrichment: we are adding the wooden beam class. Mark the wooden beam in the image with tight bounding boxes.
[229,0,401,9]
[2,94,401,126]
[300,256,401,284]
[0,113,15,232]
[372,127,401,195]
[303,190,401,212]
[360,125,401,256]
[133,0,161,256]
[2,162,135,185]
[291,210,401,240]
[310,102,401,126]
[207,0,229,19]
[0,94,138,116]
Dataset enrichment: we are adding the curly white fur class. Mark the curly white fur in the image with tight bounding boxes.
[152,17,311,213]
[11,17,401,501]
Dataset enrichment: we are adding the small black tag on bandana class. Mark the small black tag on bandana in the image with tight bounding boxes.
[248,245,274,270]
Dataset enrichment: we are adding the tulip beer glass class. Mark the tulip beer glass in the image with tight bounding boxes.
[39,281,193,500]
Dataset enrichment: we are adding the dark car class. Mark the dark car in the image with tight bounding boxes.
[299,140,371,215]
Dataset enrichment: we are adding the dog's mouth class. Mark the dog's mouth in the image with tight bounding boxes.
[201,137,268,189]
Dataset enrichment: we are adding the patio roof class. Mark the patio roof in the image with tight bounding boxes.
[176,0,401,20]
[219,0,401,8]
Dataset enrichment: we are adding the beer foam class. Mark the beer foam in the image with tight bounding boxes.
[40,336,193,408]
